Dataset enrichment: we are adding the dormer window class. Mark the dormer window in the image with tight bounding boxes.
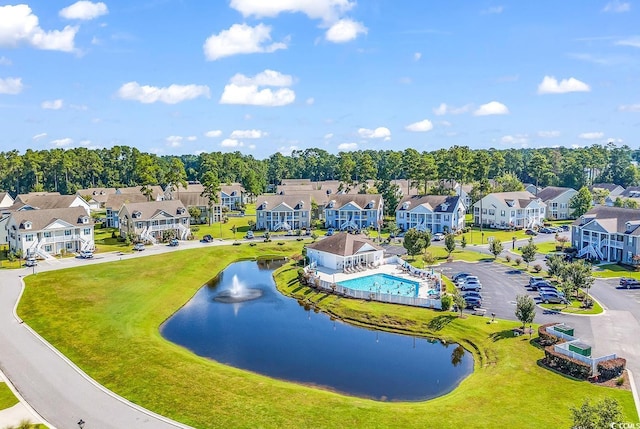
[328,200,335,208]
[132,211,141,219]
[79,216,89,224]
[440,202,450,211]
[368,200,375,209]
[402,201,411,210]
[23,221,32,230]
[177,207,186,215]
[298,201,304,209]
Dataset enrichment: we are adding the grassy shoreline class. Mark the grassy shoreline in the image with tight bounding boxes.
[18,244,638,428]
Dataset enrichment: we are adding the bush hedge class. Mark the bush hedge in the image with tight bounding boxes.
[597,358,626,381]
[543,346,591,380]
[538,323,564,347]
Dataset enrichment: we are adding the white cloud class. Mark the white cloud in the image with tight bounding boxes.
[325,19,367,43]
[221,138,243,148]
[229,69,293,87]
[482,6,504,14]
[187,136,197,141]
[306,97,315,105]
[413,52,422,61]
[278,145,299,155]
[165,135,184,147]
[220,70,296,107]
[203,23,287,61]
[579,132,604,140]
[117,81,210,104]
[79,139,91,146]
[0,77,23,94]
[619,104,640,112]
[338,142,358,151]
[0,5,77,52]
[603,1,630,12]
[358,127,391,140]
[51,137,73,147]
[229,0,355,22]
[405,119,434,132]
[59,1,108,20]
[500,134,528,145]
[204,130,223,138]
[537,76,590,94]
[616,37,640,48]
[32,132,47,141]
[230,129,266,139]
[324,133,334,139]
[473,101,509,116]
[41,99,63,110]
[537,130,561,138]
[0,56,11,66]
[433,103,471,116]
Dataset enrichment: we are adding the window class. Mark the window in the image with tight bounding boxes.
[43,232,51,238]
[45,245,52,252]
[500,210,506,216]
[488,209,495,216]
[511,210,515,216]
[25,234,34,242]
[444,215,450,221]
[64,230,71,236]
[66,242,74,250]
[83,228,91,235]
[137,222,143,229]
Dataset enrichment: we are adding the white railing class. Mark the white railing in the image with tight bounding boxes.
[149,224,177,231]
[177,223,189,240]
[40,235,81,244]
[553,340,617,373]
[547,326,576,342]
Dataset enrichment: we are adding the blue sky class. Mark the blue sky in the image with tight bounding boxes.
[1,0,639,159]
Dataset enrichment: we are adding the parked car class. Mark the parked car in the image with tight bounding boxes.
[201,234,213,243]
[525,229,538,236]
[457,275,479,286]
[540,292,568,304]
[326,228,335,236]
[78,250,94,259]
[529,276,545,286]
[529,280,553,290]
[459,279,482,291]
[433,232,445,241]
[168,238,179,247]
[463,296,483,309]
[452,272,472,282]
[461,291,482,300]
[619,278,640,289]
[561,225,570,231]
[245,231,254,239]
[25,257,37,267]
[538,286,563,296]
[539,227,554,234]
[133,243,145,251]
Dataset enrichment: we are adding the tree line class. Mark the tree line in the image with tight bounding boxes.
[1,144,638,203]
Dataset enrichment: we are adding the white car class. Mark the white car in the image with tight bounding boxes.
[433,233,445,241]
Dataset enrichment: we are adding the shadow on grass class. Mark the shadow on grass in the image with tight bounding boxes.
[490,329,518,342]
[505,269,523,275]
[427,315,456,331]
[536,359,587,382]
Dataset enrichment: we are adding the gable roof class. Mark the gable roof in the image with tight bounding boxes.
[590,183,623,192]
[220,183,245,196]
[105,193,149,209]
[306,233,382,256]
[619,186,640,198]
[396,195,461,213]
[116,186,164,198]
[536,186,576,202]
[8,206,92,231]
[12,194,84,211]
[76,188,117,204]
[167,191,209,207]
[572,206,640,235]
[256,195,311,211]
[325,194,382,210]
[478,191,540,209]
[120,200,188,220]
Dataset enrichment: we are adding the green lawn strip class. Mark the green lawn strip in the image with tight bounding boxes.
[593,264,640,279]
[0,382,19,410]
[539,298,603,315]
[93,227,133,253]
[18,245,637,428]
[406,247,491,269]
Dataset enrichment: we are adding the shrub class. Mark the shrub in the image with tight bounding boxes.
[111,231,116,239]
[616,376,625,386]
[543,346,591,379]
[440,295,452,311]
[296,237,303,241]
[423,251,436,265]
[249,242,257,247]
[277,241,285,246]
[597,358,626,381]
[538,323,564,347]
[191,226,200,232]
[515,257,522,266]
[533,264,542,273]
[505,255,512,263]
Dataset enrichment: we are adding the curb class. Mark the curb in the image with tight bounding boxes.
[0,368,54,429]
[13,278,193,429]
[627,369,640,421]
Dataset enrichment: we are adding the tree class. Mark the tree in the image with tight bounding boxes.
[188,206,202,224]
[452,290,466,317]
[444,233,456,256]
[560,260,594,301]
[521,238,538,267]
[387,222,400,238]
[200,170,220,226]
[460,235,467,249]
[402,228,431,258]
[546,255,566,280]
[489,239,503,259]
[515,295,535,329]
[164,157,188,198]
[571,397,622,429]
[570,186,593,218]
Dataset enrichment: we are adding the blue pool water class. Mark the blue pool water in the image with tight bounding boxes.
[338,274,419,297]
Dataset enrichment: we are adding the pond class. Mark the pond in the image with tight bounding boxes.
[160,260,473,401]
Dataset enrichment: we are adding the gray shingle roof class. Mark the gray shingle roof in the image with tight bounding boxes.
[105,193,150,209]
[536,186,575,202]
[396,195,461,212]
[11,195,82,211]
[120,200,188,220]
[573,206,640,235]
[256,195,311,211]
[306,233,382,256]
[325,194,382,210]
[9,206,92,231]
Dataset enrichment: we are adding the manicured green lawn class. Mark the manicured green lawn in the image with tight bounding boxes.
[18,245,637,428]
[93,227,133,254]
[539,298,604,315]
[593,264,640,279]
[0,382,19,409]
[406,247,492,269]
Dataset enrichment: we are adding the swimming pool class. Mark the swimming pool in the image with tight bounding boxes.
[338,274,419,297]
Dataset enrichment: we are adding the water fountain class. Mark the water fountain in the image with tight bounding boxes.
[214,274,262,303]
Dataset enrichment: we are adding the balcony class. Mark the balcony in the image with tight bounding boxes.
[40,235,81,244]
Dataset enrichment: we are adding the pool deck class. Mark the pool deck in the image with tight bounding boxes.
[313,263,441,299]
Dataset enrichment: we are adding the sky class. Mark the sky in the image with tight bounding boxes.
[0,0,639,159]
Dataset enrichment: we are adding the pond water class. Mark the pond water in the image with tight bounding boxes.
[160,260,473,401]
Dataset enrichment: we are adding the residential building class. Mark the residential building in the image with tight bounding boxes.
[536,186,578,219]
[255,195,311,231]
[605,186,640,207]
[105,193,148,228]
[523,183,539,195]
[116,186,165,201]
[5,207,94,259]
[11,194,91,215]
[118,200,191,243]
[76,188,116,210]
[220,184,246,210]
[324,195,384,231]
[306,233,384,270]
[0,192,14,208]
[571,206,640,263]
[590,183,625,206]
[395,195,465,233]
[473,191,546,229]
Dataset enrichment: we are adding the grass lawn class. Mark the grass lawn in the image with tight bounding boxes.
[0,382,19,410]
[18,244,637,428]
[540,298,604,315]
[93,227,133,254]
[593,264,640,279]
[406,247,492,269]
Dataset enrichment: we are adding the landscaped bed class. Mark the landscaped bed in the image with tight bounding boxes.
[18,243,638,428]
